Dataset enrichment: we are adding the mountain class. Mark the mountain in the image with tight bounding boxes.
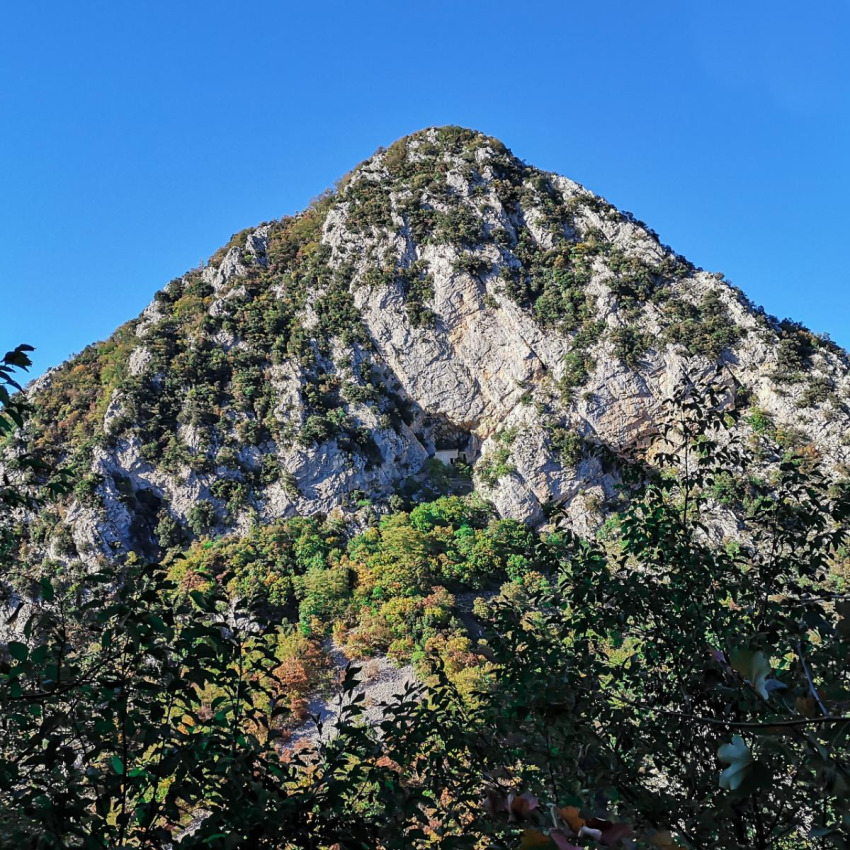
[13,126,850,567]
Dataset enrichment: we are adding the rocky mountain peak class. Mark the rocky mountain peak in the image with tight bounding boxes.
[10,126,850,567]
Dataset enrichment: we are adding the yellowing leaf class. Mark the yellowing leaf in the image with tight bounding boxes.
[510,792,540,819]
[558,806,585,833]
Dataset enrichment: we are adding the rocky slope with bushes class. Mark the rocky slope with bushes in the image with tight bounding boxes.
[9,125,850,569]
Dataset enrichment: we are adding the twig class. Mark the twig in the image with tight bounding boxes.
[647,708,850,730]
[797,640,828,717]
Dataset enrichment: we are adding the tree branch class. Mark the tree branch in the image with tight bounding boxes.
[797,640,828,717]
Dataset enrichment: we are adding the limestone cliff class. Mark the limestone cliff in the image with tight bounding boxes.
[14,127,850,566]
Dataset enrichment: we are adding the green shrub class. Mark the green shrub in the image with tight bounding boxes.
[409,494,492,532]
[453,253,492,277]
[772,322,818,383]
[708,471,746,507]
[748,407,774,435]
[548,426,584,467]
[216,445,239,468]
[477,431,516,487]
[281,470,300,498]
[611,324,652,368]
[433,205,484,247]
[400,264,436,329]
[73,473,102,506]
[210,477,249,516]
[560,351,591,400]
[298,413,338,447]
[155,509,184,549]
[661,290,741,359]
[187,500,217,536]
[798,375,834,408]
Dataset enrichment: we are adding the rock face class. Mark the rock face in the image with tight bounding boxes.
[15,126,850,565]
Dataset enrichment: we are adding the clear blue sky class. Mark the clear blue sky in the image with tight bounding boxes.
[2,1,848,379]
